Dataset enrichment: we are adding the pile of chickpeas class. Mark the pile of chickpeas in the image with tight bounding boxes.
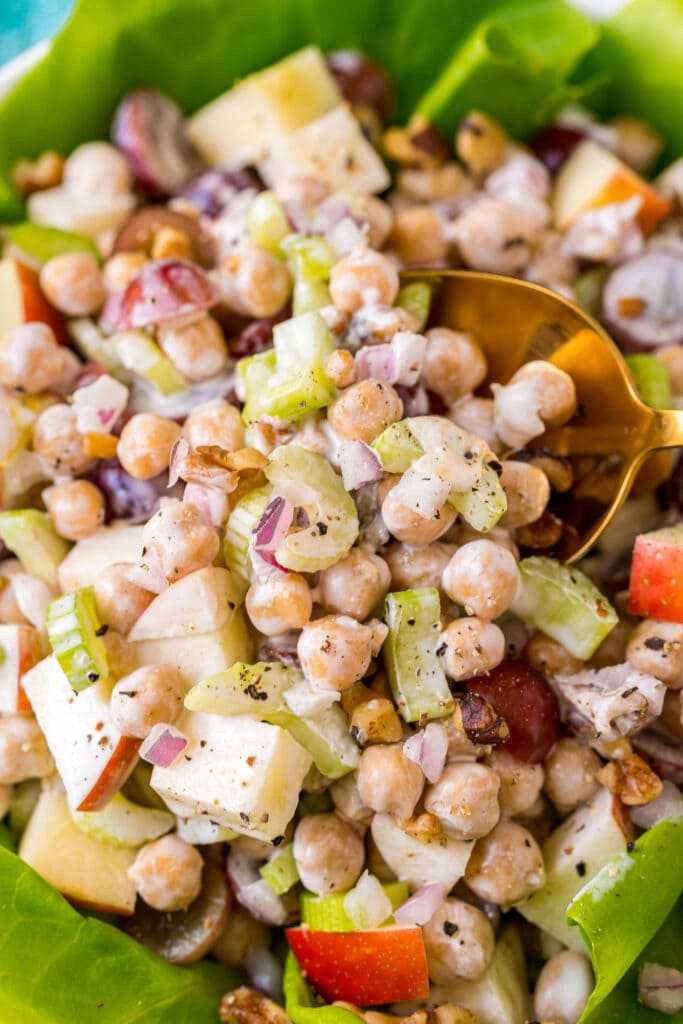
[1,83,682,1024]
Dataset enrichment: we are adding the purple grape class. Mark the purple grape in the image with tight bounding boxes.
[326,50,395,123]
[90,459,166,522]
[228,309,290,359]
[530,125,584,176]
[180,168,264,218]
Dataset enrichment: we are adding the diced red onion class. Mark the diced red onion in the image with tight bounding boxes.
[326,216,367,256]
[394,882,445,927]
[342,871,393,930]
[245,946,283,1003]
[72,373,129,435]
[394,383,429,416]
[167,437,190,488]
[630,780,683,829]
[338,440,383,491]
[355,343,396,383]
[633,729,683,784]
[251,496,294,570]
[99,291,125,334]
[140,723,188,768]
[392,332,427,387]
[403,722,448,784]
[282,198,310,235]
[227,849,288,926]
[183,482,230,526]
[638,962,683,1014]
[311,196,354,235]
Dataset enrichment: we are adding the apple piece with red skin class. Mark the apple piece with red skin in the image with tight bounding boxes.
[628,525,683,623]
[0,258,67,343]
[21,654,140,812]
[0,623,45,713]
[552,139,671,235]
[286,925,430,1006]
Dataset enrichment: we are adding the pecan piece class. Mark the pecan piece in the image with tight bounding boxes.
[454,693,510,746]
[597,753,664,805]
[219,987,292,1024]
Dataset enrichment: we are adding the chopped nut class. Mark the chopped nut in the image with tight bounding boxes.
[618,296,647,318]
[454,693,510,746]
[150,225,193,261]
[11,150,64,195]
[325,348,357,389]
[350,697,403,746]
[399,812,442,841]
[455,111,507,176]
[383,114,451,169]
[402,1012,440,1024]
[219,987,291,1024]
[433,1007,483,1024]
[516,510,564,550]
[597,754,664,805]
[197,445,268,472]
[82,431,120,459]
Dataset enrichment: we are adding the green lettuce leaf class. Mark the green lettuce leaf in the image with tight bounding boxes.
[0,821,15,852]
[0,846,241,1023]
[566,816,683,1023]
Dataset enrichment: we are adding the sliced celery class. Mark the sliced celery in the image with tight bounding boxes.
[293,279,331,315]
[574,265,609,319]
[372,420,424,473]
[260,843,300,895]
[0,510,70,588]
[46,585,109,692]
[247,191,290,255]
[72,792,174,848]
[68,318,122,373]
[395,280,432,331]
[268,704,359,779]
[300,881,408,931]
[223,485,273,592]
[625,353,672,409]
[239,349,278,425]
[511,556,618,660]
[447,463,507,533]
[7,222,100,266]
[383,588,454,723]
[282,235,336,282]
[265,445,358,571]
[112,330,187,396]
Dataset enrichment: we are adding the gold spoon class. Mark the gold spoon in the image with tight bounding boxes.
[408,270,683,562]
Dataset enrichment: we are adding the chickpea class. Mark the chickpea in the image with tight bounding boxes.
[157,314,228,383]
[318,548,391,620]
[328,380,402,445]
[44,479,105,540]
[454,198,538,275]
[142,501,220,583]
[465,818,545,903]
[117,413,182,480]
[499,461,551,529]
[0,322,71,395]
[357,743,424,818]
[456,112,507,176]
[397,162,470,203]
[183,399,244,453]
[534,950,594,1024]
[128,834,203,912]
[423,898,495,984]
[331,772,373,825]
[441,541,520,621]
[424,762,500,840]
[609,115,663,175]
[32,403,94,477]
[486,749,544,817]
[543,738,601,814]
[448,396,502,455]
[245,573,312,635]
[39,252,105,316]
[329,246,399,313]
[422,328,487,404]
[324,349,357,390]
[439,617,505,682]
[350,698,403,746]
[526,631,583,677]
[293,813,365,896]
[510,362,577,428]
[0,716,53,784]
[389,206,447,266]
[297,614,377,692]
[217,242,291,318]
[63,141,133,196]
[360,196,394,250]
[212,904,271,968]
[94,563,154,635]
[382,491,456,547]
[626,619,683,689]
[385,541,457,592]
[101,251,147,292]
[110,664,184,738]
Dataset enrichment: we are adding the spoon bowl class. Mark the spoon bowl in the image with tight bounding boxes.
[408,270,683,561]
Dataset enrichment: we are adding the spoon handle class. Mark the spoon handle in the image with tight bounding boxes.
[649,408,683,452]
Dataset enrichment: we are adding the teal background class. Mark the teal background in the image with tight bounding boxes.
[1,1,73,65]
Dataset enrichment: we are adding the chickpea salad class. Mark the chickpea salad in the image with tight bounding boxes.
[0,40,682,1024]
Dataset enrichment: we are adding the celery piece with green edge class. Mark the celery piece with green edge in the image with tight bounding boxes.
[293,279,331,316]
[264,362,336,423]
[68,319,122,374]
[264,445,359,572]
[574,266,609,319]
[0,510,70,588]
[625,354,672,410]
[283,235,337,283]
[372,419,424,473]
[112,331,187,396]
[395,281,433,331]
[268,705,359,778]
[260,844,300,896]
[72,792,174,848]
[239,349,278,425]
[383,588,454,723]
[447,462,507,533]
[284,952,360,1024]
[46,586,109,692]
[223,485,272,592]
[511,556,618,660]
[7,223,100,266]
[247,191,290,255]
[300,881,408,931]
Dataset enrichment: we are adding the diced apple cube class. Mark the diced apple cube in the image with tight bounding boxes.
[258,104,390,195]
[127,567,243,641]
[0,258,67,342]
[57,525,145,593]
[19,787,137,915]
[27,188,136,242]
[0,623,45,713]
[129,613,251,688]
[187,46,341,167]
[151,711,312,841]
[628,525,683,623]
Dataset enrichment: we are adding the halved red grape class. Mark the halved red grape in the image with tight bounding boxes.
[116,258,219,331]
[530,125,584,175]
[112,206,214,267]
[181,168,264,218]
[326,50,395,124]
[228,309,290,359]
[112,88,204,195]
[466,659,560,764]
[602,250,683,351]
[90,459,165,522]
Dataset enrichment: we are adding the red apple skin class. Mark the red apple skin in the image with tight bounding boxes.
[628,532,683,624]
[11,260,68,344]
[76,735,142,812]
